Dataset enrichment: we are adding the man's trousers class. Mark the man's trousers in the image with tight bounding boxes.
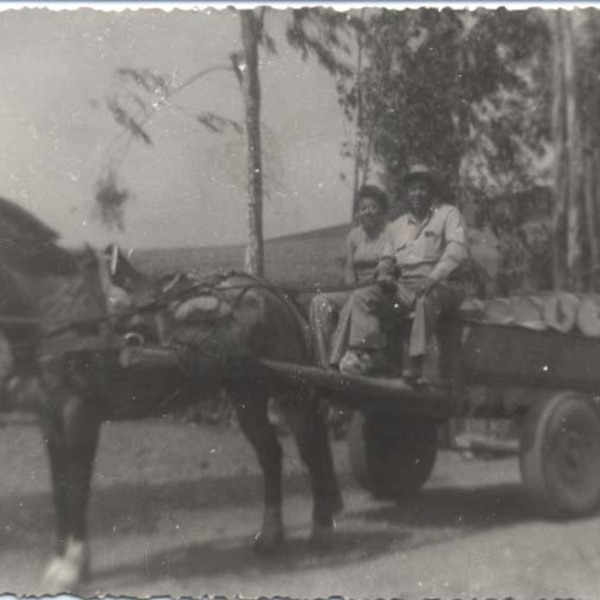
[346,278,463,358]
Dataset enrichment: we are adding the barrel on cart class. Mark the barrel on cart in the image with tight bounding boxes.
[261,316,600,519]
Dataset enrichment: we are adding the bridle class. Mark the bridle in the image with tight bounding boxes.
[0,269,371,342]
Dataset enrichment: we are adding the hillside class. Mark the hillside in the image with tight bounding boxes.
[131,223,351,290]
[130,221,502,295]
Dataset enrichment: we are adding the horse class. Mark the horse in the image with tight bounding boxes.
[0,197,342,591]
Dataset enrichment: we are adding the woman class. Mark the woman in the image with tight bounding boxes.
[309,184,390,368]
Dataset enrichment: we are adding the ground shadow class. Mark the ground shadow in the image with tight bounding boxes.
[89,527,409,591]
[0,467,535,558]
[82,481,539,590]
[0,460,563,593]
[0,470,358,552]
[359,482,534,530]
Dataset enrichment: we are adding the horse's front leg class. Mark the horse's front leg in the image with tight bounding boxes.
[230,385,284,554]
[38,384,101,591]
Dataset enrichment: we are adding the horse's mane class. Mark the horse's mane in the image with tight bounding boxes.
[0,196,77,275]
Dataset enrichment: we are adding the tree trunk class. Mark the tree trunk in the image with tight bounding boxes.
[585,52,600,291]
[552,10,566,290]
[552,9,583,291]
[583,145,598,290]
[594,148,600,289]
[351,11,365,218]
[562,10,583,291]
[240,10,264,277]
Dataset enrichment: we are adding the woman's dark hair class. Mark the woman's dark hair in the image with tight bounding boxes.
[356,184,388,213]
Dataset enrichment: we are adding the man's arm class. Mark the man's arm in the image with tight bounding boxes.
[428,206,468,282]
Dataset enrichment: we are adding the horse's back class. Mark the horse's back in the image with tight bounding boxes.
[216,273,312,364]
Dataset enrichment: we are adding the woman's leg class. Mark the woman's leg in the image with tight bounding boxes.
[308,291,350,368]
[328,298,353,367]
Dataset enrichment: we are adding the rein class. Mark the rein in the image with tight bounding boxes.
[0,271,372,342]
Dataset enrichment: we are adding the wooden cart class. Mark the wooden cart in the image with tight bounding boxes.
[260,317,600,519]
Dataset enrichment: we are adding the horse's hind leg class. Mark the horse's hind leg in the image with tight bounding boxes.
[38,385,101,591]
[230,384,284,554]
[282,390,343,549]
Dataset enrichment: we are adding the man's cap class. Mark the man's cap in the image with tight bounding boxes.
[404,164,441,187]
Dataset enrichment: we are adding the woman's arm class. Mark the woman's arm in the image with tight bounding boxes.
[344,231,357,285]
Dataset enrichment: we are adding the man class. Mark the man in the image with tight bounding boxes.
[339,164,468,381]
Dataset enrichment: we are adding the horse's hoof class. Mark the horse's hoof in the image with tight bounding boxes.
[41,542,90,592]
[42,556,64,585]
[252,529,285,556]
[309,522,336,553]
[41,557,87,592]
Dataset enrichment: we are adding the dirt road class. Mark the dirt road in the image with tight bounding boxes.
[0,418,598,598]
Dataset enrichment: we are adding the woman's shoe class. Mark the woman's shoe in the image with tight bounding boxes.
[339,349,386,376]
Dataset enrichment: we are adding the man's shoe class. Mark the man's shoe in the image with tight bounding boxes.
[339,350,386,376]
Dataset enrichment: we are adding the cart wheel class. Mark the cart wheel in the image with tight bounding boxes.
[519,392,600,518]
[348,411,438,500]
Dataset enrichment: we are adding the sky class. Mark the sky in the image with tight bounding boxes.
[0,7,357,249]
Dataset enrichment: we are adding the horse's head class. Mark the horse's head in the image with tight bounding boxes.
[0,260,38,374]
[0,198,54,357]
[0,196,82,276]
[0,198,113,348]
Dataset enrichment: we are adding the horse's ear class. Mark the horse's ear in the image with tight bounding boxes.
[110,244,120,276]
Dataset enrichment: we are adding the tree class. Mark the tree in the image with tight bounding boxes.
[94,10,273,276]
[96,7,351,276]
[552,9,600,291]
[94,63,239,230]
[552,10,581,290]
[239,10,264,276]
[344,9,551,195]
[288,8,389,217]
[333,8,557,293]
[578,10,600,290]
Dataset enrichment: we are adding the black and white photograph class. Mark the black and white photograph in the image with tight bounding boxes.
[0,2,598,597]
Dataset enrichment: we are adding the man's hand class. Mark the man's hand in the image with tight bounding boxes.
[415,276,437,298]
[377,275,396,294]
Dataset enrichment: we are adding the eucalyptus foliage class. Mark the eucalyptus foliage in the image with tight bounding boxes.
[339,8,552,203]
